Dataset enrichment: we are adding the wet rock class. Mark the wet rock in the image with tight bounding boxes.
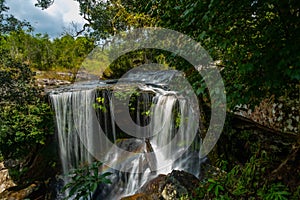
[122,170,200,200]
[106,138,157,173]
[161,170,199,199]
[121,193,152,200]
[139,174,166,199]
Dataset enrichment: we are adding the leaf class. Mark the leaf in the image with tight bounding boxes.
[92,182,98,192]
[102,172,113,177]
[196,87,205,95]
[68,185,79,197]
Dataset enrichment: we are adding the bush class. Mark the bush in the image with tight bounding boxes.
[0,58,54,159]
[194,151,293,200]
[63,161,112,200]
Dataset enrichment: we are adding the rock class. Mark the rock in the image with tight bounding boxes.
[145,139,157,172]
[199,162,226,181]
[3,160,19,168]
[0,141,61,199]
[94,138,158,199]
[0,183,37,200]
[162,183,188,200]
[120,193,152,200]
[36,78,71,88]
[105,138,157,173]
[122,170,200,200]
[161,170,199,199]
[139,174,166,199]
[0,162,16,194]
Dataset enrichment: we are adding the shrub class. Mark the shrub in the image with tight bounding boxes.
[0,58,54,159]
[63,161,112,200]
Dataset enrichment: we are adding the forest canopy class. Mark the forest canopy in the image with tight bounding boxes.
[34,0,300,108]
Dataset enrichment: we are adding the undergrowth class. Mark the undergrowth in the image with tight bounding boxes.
[193,150,299,200]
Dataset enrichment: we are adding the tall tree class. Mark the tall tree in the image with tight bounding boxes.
[36,0,300,107]
[124,0,300,107]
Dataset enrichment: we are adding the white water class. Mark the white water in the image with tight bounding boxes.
[49,80,201,199]
[50,90,94,177]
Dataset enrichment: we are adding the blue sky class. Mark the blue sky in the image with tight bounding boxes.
[6,0,86,38]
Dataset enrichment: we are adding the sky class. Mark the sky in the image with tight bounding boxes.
[6,0,86,38]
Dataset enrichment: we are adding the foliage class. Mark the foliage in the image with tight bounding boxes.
[0,30,94,72]
[103,48,169,79]
[52,34,95,71]
[0,102,53,158]
[93,96,107,113]
[193,151,296,200]
[260,183,290,200]
[63,161,112,200]
[8,166,29,181]
[207,178,225,197]
[0,0,32,33]
[0,57,54,159]
[35,0,53,9]
[37,0,300,109]
[36,0,155,39]
[138,0,300,107]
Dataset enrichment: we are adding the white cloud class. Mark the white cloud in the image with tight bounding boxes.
[46,0,85,24]
[5,0,85,37]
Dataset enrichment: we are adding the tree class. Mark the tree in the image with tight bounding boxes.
[36,0,155,39]
[52,34,94,72]
[0,0,32,33]
[36,0,299,108]
[119,0,300,107]
[0,56,54,159]
[0,2,54,158]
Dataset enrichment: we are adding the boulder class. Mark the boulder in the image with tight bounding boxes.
[121,170,200,200]
[0,183,37,200]
[121,193,152,200]
[0,162,16,194]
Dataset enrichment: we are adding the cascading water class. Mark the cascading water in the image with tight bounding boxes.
[50,89,94,177]
[49,70,201,199]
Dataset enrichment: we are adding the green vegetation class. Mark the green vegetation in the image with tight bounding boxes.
[190,115,300,199]
[193,152,294,199]
[94,96,107,113]
[36,0,299,108]
[0,0,94,159]
[1,30,94,72]
[0,57,54,159]
[0,0,298,198]
[63,161,112,200]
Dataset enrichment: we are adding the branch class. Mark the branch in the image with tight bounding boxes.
[270,142,300,177]
[231,114,298,140]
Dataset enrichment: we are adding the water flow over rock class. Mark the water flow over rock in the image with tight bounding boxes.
[49,70,201,199]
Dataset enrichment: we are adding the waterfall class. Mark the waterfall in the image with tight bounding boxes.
[49,74,201,199]
[50,89,95,177]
